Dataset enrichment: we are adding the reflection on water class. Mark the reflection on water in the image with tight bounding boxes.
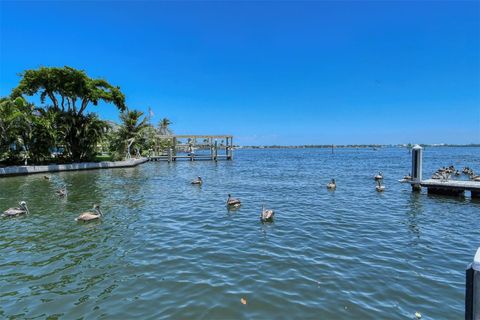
[406,192,423,243]
[0,147,479,319]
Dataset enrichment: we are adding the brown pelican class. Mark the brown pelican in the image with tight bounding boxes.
[75,204,103,222]
[56,188,67,197]
[376,180,385,192]
[326,179,336,190]
[260,205,275,223]
[2,201,29,217]
[226,194,241,208]
[374,172,383,180]
[43,175,50,180]
[191,176,203,185]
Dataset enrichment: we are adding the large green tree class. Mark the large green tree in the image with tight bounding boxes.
[7,66,127,163]
[12,66,126,115]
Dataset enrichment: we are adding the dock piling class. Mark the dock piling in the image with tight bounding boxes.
[411,145,423,192]
[465,247,480,320]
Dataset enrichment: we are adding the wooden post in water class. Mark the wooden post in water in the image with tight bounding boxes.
[225,137,229,158]
[210,137,214,160]
[172,137,177,161]
[168,147,172,162]
[411,144,423,192]
[190,138,195,161]
[214,140,218,162]
[228,137,233,160]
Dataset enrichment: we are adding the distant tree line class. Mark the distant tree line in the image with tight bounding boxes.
[0,66,173,165]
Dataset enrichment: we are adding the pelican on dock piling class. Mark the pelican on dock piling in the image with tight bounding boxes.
[376,180,385,192]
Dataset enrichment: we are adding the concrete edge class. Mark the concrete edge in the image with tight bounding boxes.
[0,158,149,177]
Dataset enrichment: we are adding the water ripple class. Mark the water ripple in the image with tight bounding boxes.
[0,147,479,318]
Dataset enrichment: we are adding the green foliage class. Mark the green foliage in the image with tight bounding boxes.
[1,66,127,165]
[0,97,57,164]
[2,66,174,165]
[110,109,149,160]
[58,111,110,162]
[158,117,173,136]
[12,66,126,115]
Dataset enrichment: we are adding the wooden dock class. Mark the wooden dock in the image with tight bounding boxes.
[404,145,479,198]
[148,135,233,162]
[420,179,480,198]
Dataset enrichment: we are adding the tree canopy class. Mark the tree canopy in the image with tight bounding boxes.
[12,66,126,115]
[1,66,173,165]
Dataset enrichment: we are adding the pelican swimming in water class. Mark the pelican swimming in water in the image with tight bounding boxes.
[226,194,241,208]
[43,175,50,180]
[260,205,275,223]
[2,201,29,217]
[191,176,203,185]
[375,180,385,192]
[326,179,336,190]
[75,204,103,222]
[56,188,67,197]
[374,172,383,180]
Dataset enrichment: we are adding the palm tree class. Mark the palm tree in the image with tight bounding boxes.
[112,110,149,159]
[59,111,109,162]
[158,118,173,136]
[0,97,24,151]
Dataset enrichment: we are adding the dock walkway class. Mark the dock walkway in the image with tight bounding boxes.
[0,158,148,177]
[420,179,480,197]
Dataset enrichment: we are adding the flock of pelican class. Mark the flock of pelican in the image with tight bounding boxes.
[4,166,478,221]
[431,166,480,181]
[191,177,275,223]
[1,174,274,223]
[2,175,102,222]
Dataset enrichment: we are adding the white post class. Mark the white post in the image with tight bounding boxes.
[411,144,423,191]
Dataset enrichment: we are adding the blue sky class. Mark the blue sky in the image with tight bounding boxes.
[1,1,479,145]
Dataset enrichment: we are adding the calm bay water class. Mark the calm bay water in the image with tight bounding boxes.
[1,147,479,319]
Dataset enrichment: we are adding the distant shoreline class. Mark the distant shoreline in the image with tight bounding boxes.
[239,144,480,149]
